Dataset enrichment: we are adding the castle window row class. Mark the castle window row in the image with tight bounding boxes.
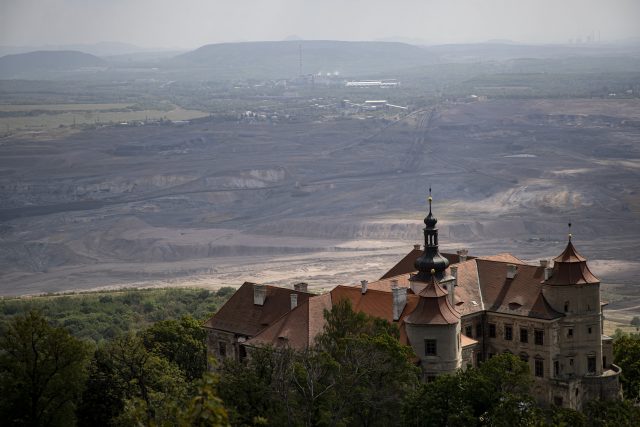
[465,322,545,346]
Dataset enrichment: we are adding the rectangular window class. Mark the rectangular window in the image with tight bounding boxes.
[588,326,592,334]
[554,360,560,377]
[534,329,544,345]
[465,325,473,337]
[520,328,528,343]
[535,359,544,377]
[218,341,227,358]
[425,339,437,356]
[567,328,573,338]
[476,323,483,338]
[505,325,513,341]
[489,323,496,338]
[588,357,596,374]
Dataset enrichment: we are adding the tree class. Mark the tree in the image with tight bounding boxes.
[218,347,290,426]
[401,353,537,427]
[142,315,207,381]
[631,316,640,331]
[613,333,640,400]
[0,310,90,426]
[315,299,420,426]
[178,369,230,427]
[106,333,189,426]
[76,347,126,427]
[584,399,640,427]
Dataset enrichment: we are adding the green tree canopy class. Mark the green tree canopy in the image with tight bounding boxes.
[142,315,207,381]
[402,353,538,427]
[613,333,640,400]
[0,310,90,427]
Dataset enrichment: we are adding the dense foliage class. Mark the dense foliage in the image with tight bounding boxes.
[0,287,234,343]
[2,292,640,426]
[0,311,90,426]
[613,330,640,401]
[218,299,420,426]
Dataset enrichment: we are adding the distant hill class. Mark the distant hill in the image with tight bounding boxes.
[175,40,436,78]
[0,50,107,78]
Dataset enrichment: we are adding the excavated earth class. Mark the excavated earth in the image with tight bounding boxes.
[1,99,639,327]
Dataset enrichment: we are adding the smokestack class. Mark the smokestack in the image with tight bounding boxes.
[253,284,266,306]
[507,264,517,279]
[392,287,407,321]
[361,280,368,294]
[449,266,458,306]
[290,293,298,310]
[294,282,308,293]
[457,248,468,262]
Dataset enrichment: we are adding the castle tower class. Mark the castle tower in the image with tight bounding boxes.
[542,226,603,378]
[410,189,451,295]
[405,269,461,379]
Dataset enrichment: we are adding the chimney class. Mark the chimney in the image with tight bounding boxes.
[392,287,407,321]
[290,293,298,310]
[294,282,308,293]
[391,279,399,289]
[539,259,549,268]
[544,267,553,281]
[414,244,421,250]
[506,264,517,279]
[361,280,368,294]
[449,266,458,306]
[253,284,266,306]
[457,248,468,262]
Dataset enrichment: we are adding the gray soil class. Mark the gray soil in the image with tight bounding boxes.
[1,99,639,317]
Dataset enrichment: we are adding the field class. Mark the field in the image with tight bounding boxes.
[0,102,209,133]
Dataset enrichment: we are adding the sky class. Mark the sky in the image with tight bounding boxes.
[1,0,640,49]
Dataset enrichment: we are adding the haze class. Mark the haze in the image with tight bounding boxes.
[2,0,640,49]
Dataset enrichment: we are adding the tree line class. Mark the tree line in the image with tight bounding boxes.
[1,295,640,426]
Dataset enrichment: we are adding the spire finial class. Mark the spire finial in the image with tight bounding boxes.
[568,222,572,241]
[428,187,432,214]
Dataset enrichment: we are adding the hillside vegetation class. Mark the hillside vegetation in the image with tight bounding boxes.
[0,287,234,342]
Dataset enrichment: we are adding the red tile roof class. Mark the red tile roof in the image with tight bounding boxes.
[245,293,332,349]
[553,240,587,263]
[380,249,474,280]
[546,241,599,286]
[329,285,419,345]
[405,278,460,325]
[476,260,562,319]
[203,282,312,336]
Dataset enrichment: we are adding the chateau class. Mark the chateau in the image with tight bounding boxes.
[203,194,622,410]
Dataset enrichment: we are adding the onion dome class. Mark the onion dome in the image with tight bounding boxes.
[405,269,460,325]
[545,224,599,286]
[413,189,450,282]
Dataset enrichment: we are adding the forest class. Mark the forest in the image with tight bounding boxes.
[1,291,640,426]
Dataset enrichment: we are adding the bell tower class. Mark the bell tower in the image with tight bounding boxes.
[412,188,450,283]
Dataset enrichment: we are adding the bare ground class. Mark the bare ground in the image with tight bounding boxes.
[0,98,638,328]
